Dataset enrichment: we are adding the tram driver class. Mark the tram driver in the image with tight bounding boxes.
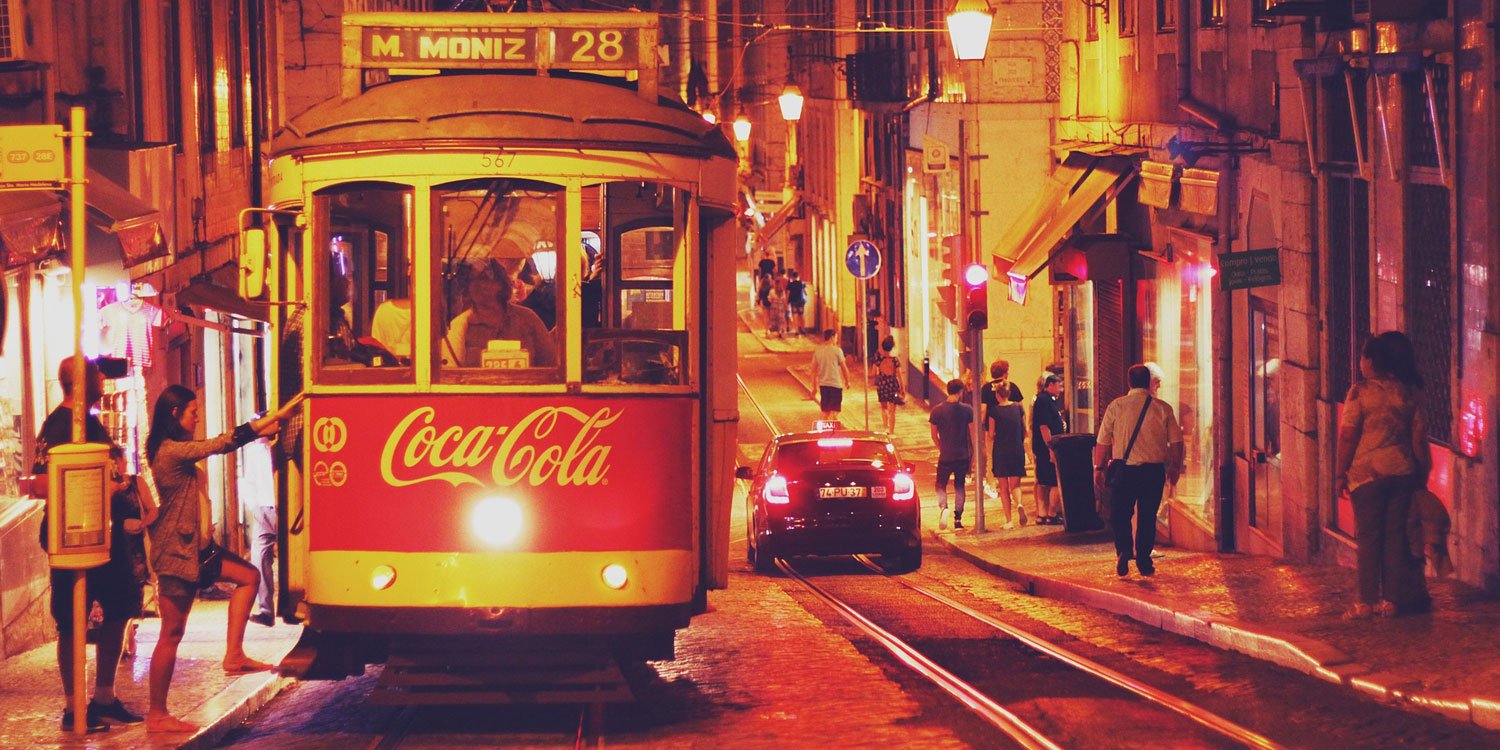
[442,267,558,369]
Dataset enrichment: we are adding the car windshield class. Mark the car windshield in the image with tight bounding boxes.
[776,439,898,471]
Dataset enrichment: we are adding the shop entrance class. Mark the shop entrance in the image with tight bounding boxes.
[1236,298,1282,553]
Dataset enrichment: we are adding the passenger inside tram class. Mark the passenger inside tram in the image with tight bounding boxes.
[441,265,557,368]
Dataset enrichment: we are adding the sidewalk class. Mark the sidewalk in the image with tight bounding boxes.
[0,596,299,749]
[740,314,1500,732]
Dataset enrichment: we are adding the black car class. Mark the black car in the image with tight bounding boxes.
[737,427,921,573]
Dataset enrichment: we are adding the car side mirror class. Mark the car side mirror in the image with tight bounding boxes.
[902,463,916,474]
[735,466,754,480]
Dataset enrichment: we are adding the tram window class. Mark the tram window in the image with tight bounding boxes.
[583,181,689,386]
[312,182,414,383]
[434,179,563,383]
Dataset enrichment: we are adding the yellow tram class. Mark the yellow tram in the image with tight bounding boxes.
[239,12,740,697]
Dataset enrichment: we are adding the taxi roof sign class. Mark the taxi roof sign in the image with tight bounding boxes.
[342,12,660,100]
[813,420,842,432]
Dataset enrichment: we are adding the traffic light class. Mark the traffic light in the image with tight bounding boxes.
[962,262,988,330]
[936,283,957,320]
[940,235,963,281]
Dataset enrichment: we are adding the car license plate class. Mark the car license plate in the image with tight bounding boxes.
[818,486,867,499]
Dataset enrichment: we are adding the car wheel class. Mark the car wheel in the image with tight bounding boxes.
[884,544,922,573]
[751,536,778,574]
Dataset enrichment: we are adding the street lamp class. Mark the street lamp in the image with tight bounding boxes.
[946,0,994,61]
[732,111,752,142]
[778,81,805,122]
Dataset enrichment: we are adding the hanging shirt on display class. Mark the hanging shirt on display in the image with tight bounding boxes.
[99,298,164,369]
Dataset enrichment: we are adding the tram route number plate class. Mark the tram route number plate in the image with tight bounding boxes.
[553,28,640,69]
[818,486,868,499]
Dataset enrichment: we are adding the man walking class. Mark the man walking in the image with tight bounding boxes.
[1093,363,1183,577]
[243,440,278,627]
[811,329,850,420]
[1031,373,1068,525]
[930,379,974,530]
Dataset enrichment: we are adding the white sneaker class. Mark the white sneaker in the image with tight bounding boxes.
[1003,521,1017,530]
[938,507,949,530]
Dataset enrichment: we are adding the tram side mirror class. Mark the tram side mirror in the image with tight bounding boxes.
[239,227,269,300]
[735,466,754,480]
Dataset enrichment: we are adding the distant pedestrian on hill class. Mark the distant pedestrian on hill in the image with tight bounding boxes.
[811,329,850,420]
[871,336,904,434]
[785,269,806,335]
[930,379,974,530]
[1031,373,1068,525]
[982,360,1028,528]
[1093,364,1183,577]
[1335,332,1431,619]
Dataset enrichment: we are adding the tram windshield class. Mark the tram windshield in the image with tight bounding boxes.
[307,177,694,388]
[435,179,564,382]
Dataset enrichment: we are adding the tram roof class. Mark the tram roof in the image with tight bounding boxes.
[273,74,737,161]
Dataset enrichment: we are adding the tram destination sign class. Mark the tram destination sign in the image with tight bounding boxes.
[357,20,643,71]
[361,26,538,68]
[1218,248,1281,291]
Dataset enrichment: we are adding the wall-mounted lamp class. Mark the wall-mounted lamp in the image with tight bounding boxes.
[732,112,752,142]
[946,0,994,61]
[778,81,805,122]
[701,111,719,125]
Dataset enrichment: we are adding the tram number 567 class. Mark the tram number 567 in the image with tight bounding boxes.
[559,29,633,65]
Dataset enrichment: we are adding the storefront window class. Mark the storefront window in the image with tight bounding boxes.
[1,272,25,504]
[1064,285,1095,431]
[904,153,964,387]
[1139,252,1215,524]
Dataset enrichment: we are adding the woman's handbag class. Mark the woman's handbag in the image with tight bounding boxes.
[197,541,225,588]
[1105,397,1153,489]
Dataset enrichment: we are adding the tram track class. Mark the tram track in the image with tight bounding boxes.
[777,556,1284,750]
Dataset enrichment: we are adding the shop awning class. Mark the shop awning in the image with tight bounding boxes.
[0,170,165,268]
[177,270,270,323]
[991,152,1136,282]
[754,194,801,248]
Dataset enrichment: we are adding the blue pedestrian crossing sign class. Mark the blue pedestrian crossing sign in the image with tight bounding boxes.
[845,240,881,280]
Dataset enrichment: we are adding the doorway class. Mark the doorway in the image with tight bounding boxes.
[1247,299,1282,544]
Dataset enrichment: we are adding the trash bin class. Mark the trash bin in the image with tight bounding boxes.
[1047,433,1105,532]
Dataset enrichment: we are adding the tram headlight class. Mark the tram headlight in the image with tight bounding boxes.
[471,496,525,547]
[601,564,629,590]
[370,565,397,591]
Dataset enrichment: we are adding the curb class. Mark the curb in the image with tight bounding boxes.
[930,531,1500,730]
[178,670,295,749]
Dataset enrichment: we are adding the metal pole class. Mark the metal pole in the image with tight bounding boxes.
[971,330,985,532]
[861,276,871,430]
[66,105,89,735]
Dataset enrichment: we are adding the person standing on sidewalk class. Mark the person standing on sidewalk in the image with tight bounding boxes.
[1031,374,1069,525]
[32,356,147,732]
[1093,364,1183,577]
[930,379,974,530]
[982,360,1027,528]
[1334,332,1431,619]
[242,440,278,628]
[871,336,905,435]
[785,269,806,336]
[811,329,850,420]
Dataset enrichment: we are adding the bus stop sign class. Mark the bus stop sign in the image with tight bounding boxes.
[845,240,881,280]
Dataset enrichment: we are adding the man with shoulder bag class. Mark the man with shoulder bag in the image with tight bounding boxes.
[1093,363,1183,577]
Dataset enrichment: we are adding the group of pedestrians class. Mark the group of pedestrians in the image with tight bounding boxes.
[33,355,295,734]
[754,255,806,338]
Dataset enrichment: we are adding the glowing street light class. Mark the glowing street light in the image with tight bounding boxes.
[732,111,752,142]
[946,0,994,61]
[778,81,805,122]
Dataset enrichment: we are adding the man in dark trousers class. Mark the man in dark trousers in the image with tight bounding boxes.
[1093,363,1183,577]
[1031,373,1068,525]
[929,379,974,530]
[33,355,144,731]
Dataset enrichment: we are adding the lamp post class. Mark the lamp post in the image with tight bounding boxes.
[946,0,993,531]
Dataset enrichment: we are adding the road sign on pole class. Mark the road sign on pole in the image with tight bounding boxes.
[845,240,881,280]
